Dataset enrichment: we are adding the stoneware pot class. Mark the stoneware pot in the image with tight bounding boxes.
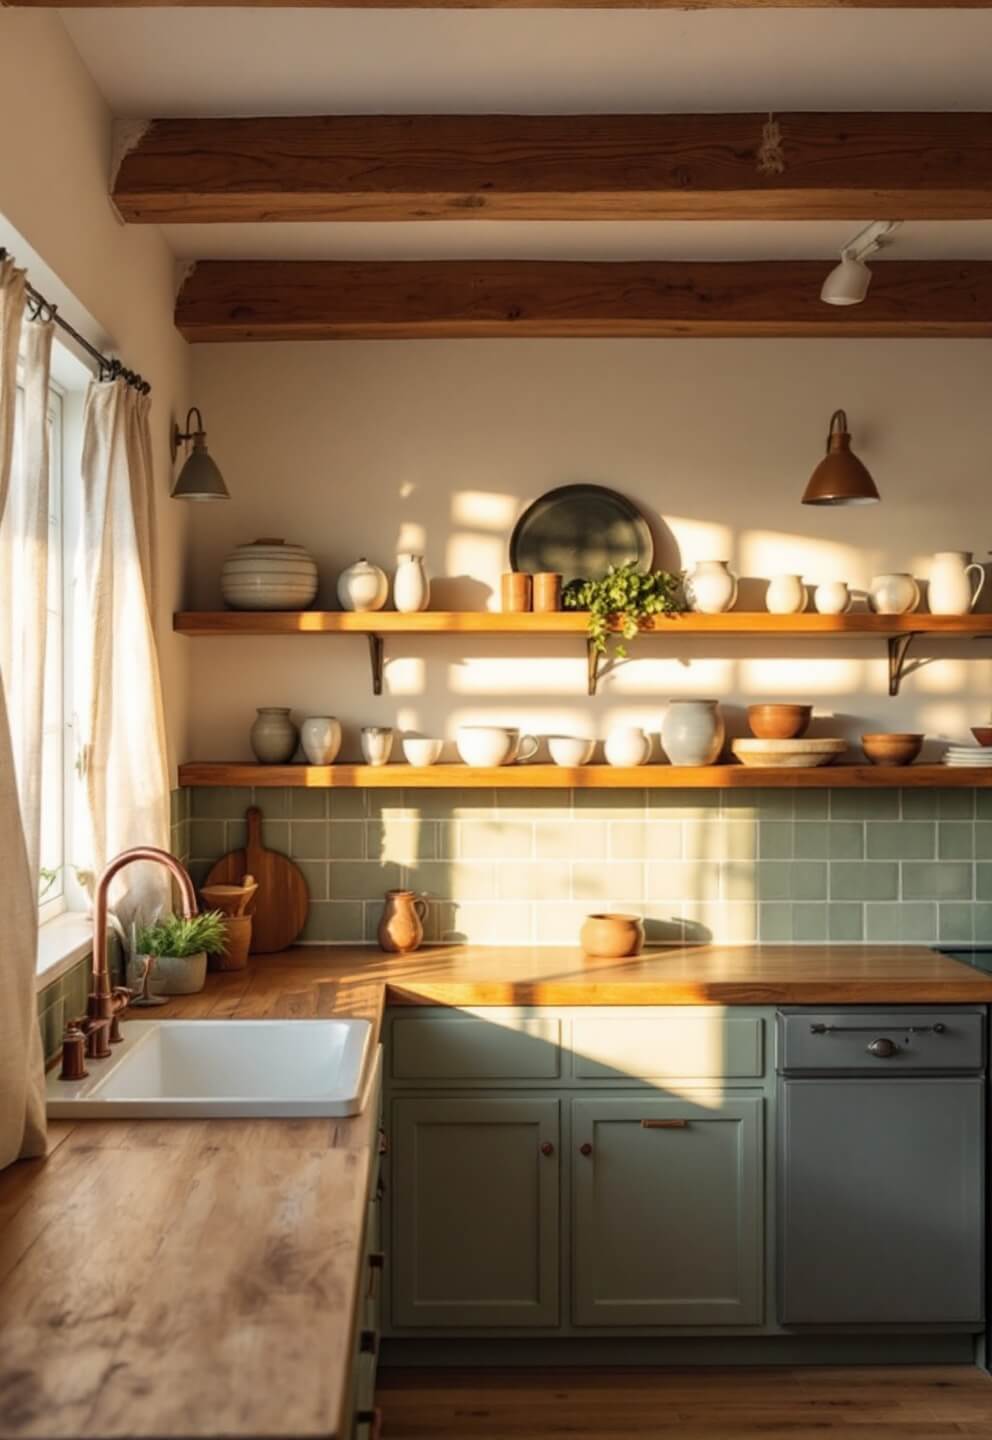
[868,573,921,616]
[337,557,388,612]
[393,553,430,613]
[300,716,342,765]
[221,539,318,611]
[861,732,924,767]
[361,726,394,766]
[249,707,298,764]
[765,574,807,615]
[378,890,428,954]
[814,581,851,615]
[747,704,812,740]
[126,949,208,996]
[548,735,596,767]
[457,726,539,767]
[580,913,645,959]
[661,699,724,767]
[604,727,651,767]
[685,560,738,615]
[927,551,986,615]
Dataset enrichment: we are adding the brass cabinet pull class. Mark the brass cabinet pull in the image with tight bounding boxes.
[540,1141,555,1157]
[641,1118,689,1129]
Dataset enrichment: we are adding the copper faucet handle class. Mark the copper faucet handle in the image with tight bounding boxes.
[59,1022,89,1082]
[109,987,133,1044]
[111,985,133,1010]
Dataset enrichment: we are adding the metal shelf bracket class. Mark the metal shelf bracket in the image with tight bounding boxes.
[887,632,917,697]
[367,634,384,695]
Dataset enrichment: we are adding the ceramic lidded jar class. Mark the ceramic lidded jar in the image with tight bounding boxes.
[250,707,299,764]
[337,557,388,612]
[685,560,738,615]
[928,551,986,616]
[221,539,318,611]
[300,716,342,765]
[378,890,428,954]
[766,575,807,615]
[393,554,430,613]
[661,699,724,767]
[868,573,921,616]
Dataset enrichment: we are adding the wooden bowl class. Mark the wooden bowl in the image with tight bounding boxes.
[580,913,645,959]
[971,727,992,748]
[861,733,924,767]
[747,704,812,740]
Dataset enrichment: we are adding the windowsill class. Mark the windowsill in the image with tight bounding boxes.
[37,912,91,993]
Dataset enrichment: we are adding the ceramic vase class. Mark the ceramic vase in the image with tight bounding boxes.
[580,913,645,959]
[661,699,724,767]
[868,573,921,616]
[221,539,318,611]
[300,716,343,765]
[378,890,428,954]
[927,551,986,615]
[393,554,430,613]
[250,707,298,764]
[604,727,651,767]
[361,726,394,766]
[685,560,738,615]
[766,575,807,615]
[814,582,851,615]
[337,558,388,612]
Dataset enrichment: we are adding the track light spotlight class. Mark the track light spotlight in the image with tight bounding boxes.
[820,221,902,307]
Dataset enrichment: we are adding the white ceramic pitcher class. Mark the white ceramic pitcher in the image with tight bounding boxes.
[928,551,986,616]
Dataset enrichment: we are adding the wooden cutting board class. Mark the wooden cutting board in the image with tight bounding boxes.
[204,807,308,954]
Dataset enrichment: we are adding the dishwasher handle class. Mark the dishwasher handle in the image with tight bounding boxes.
[808,1023,946,1035]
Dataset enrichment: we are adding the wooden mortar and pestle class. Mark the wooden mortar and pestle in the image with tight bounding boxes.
[200,876,258,971]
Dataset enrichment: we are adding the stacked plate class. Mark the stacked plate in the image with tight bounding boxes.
[732,738,846,769]
[943,745,992,768]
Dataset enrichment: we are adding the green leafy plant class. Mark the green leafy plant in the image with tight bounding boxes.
[134,911,227,959]
[563,562,684,657]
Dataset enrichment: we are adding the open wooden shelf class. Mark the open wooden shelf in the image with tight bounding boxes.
[178,762,992,790]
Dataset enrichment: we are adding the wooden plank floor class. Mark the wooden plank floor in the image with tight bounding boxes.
[376,1365,992,1438]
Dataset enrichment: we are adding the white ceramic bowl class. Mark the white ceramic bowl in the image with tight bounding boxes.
[457,726,538,767]
[403,737,444,767]
[548,735,596,767]
[222,539,318,611]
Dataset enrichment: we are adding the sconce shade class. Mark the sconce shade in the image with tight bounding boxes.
[820,254,872,307]
[802,410,880,507]
[171,409,229,501]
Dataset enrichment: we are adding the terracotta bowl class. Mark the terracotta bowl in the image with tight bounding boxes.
[861,733,924,767]
[971,727,992,748]
[747,704,813,741]
[580,913,645,959]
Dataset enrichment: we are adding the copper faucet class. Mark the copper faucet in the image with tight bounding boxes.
[85,846,199,1058]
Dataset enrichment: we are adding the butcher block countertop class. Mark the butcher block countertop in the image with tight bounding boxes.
[3,941,992,1440]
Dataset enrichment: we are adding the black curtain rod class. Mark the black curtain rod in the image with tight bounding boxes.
[0,247,151,395]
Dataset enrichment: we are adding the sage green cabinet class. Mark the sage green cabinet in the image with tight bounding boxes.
[391,1096,560,1328]
[571,1096,763,1327]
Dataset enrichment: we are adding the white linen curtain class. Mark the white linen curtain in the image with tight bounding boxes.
[78,379,171,927]
[0,255,48,1168]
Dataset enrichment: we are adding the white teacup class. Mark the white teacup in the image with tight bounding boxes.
[403,737,444,767]
[361,726,394,767]
[548,735,596,767]
[604,727,652,767]
[457,726,539,767]
[814,581,851,616]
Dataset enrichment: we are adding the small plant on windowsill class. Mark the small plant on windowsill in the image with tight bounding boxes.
[563,562,684,658]
[129,911,227,999]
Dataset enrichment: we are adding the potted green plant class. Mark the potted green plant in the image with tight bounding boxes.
[128,912,228,997]
[563,562,684,658]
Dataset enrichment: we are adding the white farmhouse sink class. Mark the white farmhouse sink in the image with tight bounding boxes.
[46,1019,374,1119]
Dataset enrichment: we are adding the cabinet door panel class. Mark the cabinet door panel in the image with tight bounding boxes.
[573,1012,763,1082]
[572,1097,763,1327]
[392,1097,559,1328]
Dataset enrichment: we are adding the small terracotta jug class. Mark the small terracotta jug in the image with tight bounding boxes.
[378,889,428,954]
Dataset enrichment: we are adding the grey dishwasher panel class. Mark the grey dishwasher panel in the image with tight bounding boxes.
[778,1075,985,1325]
[778,1009,985,1074]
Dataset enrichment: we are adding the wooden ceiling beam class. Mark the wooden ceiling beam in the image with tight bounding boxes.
[175,259,992,341]
[19,0,992,8]
[116,113,992,224]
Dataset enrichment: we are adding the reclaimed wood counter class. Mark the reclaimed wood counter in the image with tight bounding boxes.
[3,941,992,1440]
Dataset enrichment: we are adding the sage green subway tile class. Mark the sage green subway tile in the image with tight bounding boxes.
[828,903,864,942]
[866,822,935,860]
[39,997,65,1063]
[367,818,434,865]
[191,787,252,820]
[189,819,226,859]
[498,860,572,902]
[254,819,289,854]
[575,789,646,817]
[720,861,757,903]
[903,862,973,901]
[457,819,534,860]
[759,822,793,860]
[977,864,992,900]
[757,861,828,902]
[938,822,975,860]
[226,820,247,852]
[975,824,992,859]
[973,904,992,942]
[793,903,829,943]
[609,820,681,861]
[936,788,975,820]
[793,791,829,820]
[409,860,496,902]
[533,819,606,860]
[365,787,410,817]
[647,789,719,817]
[572,860,644,903]
[723,788,790,818]
[290,789,327,820]
[407,788,496,817]
[328,790,367,819]
[830,862,899,901]
[329,860,403,899]
[865,903,938,943]
[901,790,938,820]
[301,901,364,943]
[297,860,329,900]
[830,790,899,820]
[65,958,90,1015]
[170,824,183,860]
[645,859,720,903]
[330,822,367,860]
[170,789,183,826]
[683,820,756,861]
[939,904,975,944]
[252,788,290,818]
[436,821,459,860]
[497,788,569,813]
[639,905,687,944]
[678,901,757,944]
[976,792,992,821]
[815,822,864,860]
[188,860,213,889]
[438,902,533,945]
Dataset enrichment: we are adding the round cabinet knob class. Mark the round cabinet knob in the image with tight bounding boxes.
[579,1142,593,1157]
[540,1141,555,1157]
[867,1037,898,1058]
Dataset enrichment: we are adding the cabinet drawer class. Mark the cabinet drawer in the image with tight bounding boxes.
[778,1008,984,1074]
[573,1011,764,1081]
[390,1011,561,1080]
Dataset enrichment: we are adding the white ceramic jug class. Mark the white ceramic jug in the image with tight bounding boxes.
[685,560,738,615]
[868,573,920,616]
[927,551,986,616]
[765,575,807,615]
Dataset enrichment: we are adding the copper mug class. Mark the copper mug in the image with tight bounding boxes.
[378,889,428,954]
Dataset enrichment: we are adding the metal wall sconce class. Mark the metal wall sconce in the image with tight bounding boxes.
[802,409,881,506]
[171,408,229,501]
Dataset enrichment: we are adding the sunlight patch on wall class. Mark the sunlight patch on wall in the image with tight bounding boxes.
[395,520,427,554]
[740,530,879,588]
[666,516,734,570]
[448,657,586,695]
[738,657,865,695]
[451,490,520,531]
[384,656,426,696]
[603,657,736,694]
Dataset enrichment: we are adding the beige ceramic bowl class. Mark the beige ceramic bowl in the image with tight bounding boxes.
[580,913,645,959]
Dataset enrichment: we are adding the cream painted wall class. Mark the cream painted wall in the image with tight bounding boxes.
[0,13,191,777]
[185,337,992,765]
